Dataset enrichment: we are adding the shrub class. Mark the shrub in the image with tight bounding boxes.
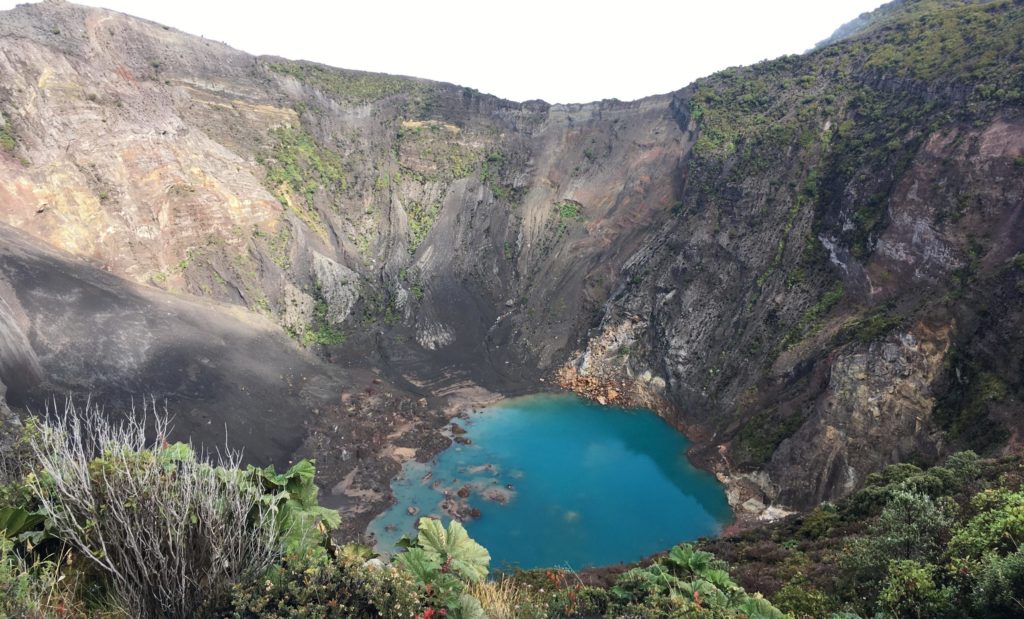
[841,490,952,610]
[570,586,611,616]
[865,490,951,562]
[949,489,1024,560]
[227,547,422,619]
[608,543,787,618]
[773,575,832,617]
[799,503,840,539]
[945,450,981,482]
[878,560,953,619]
[25,401,281,618]
[553,200,584,222]
[971,549,1024,618]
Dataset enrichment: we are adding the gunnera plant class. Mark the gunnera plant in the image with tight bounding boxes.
[25,400,281,618]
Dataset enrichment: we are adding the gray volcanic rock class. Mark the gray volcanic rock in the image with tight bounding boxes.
[0,222,346,466]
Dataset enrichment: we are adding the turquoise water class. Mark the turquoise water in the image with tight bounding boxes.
[367,394,732,570]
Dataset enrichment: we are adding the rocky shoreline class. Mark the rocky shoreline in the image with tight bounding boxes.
[317,379,505,543]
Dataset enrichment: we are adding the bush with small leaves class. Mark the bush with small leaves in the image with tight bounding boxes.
[773,574,832,617]
[569,585,610,616]
[226,547,423,619]
[842,490,952,609]
[608,544,787,618]
[971,549,1024,618]
[878,560,954,619]
[949,489,1024,560]
[799,503,840,540]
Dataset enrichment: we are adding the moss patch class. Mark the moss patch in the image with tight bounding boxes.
[406,200,440,253]
[0,120,15,152]
[258,127,346,238]
[734,408,809,466]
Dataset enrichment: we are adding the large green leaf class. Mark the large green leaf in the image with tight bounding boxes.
[157,442,194,467]
[417,519,490,583]
[666,543,717,577]
[307,504,341,529]
[338,542,378,562]
[453,593,487,619]
[252,463,291,489]
[243,458,338,553]
[736,595,788,619]
[417,518,448,559]
[0,507,44,540]
[701,568,738,592]
[275,502,341,552]
[395,547,439,584]
[284,460,316,497]
[678,579,728,608]
[394,534,417,550]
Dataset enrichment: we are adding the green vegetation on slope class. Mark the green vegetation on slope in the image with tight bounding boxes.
[780,281,846,350]
[674,0,1024,460]
[702,451,1024,618]
[479,151,518,203]
[555,199,585,223]
[845,0,1024,88]
[268,60,428,105]
[397,120,479,183]
[406,200,441,253]
[686,0,1024,302]
[734,407,811,467]
[932,348,1012,452]
[302,283,347,347]
[258,126,346,238]
[0,119,15,152]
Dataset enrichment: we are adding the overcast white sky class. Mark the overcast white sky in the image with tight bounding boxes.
[1,1,886,103]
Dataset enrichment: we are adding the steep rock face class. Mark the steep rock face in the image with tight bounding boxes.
[0,0,1021,518]
[562,0,1024,510]
[767,320,953,506]
[0,0,686,393]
